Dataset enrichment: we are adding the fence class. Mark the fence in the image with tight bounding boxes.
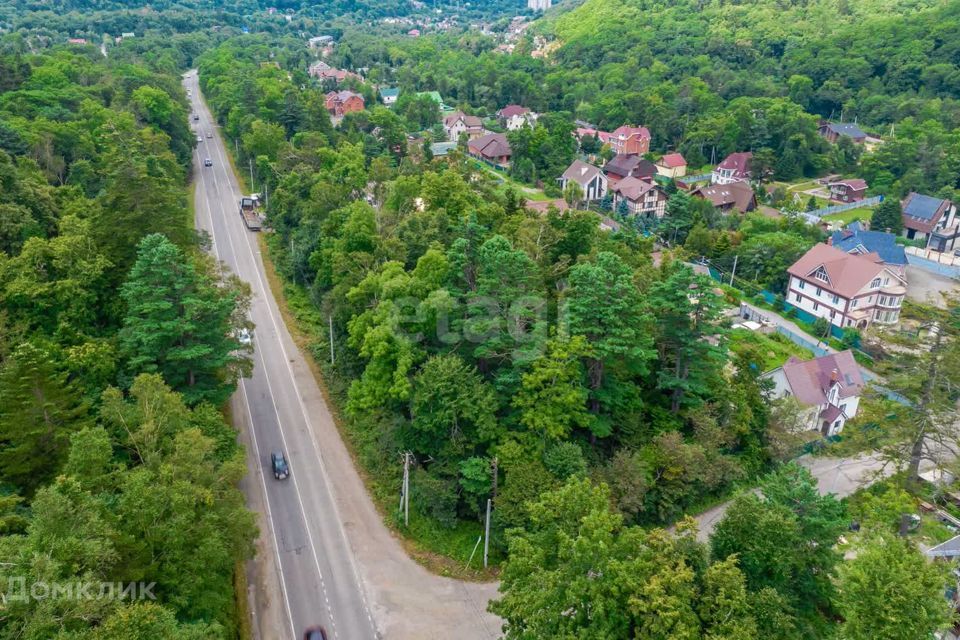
[905,247,960,277]
[799,195,883,220]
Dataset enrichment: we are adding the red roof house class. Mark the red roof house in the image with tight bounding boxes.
[468,132,512,167]
[325,90,365,117]
[656,152,687,178]
[608,125,651,155]
[711,152,752,185]
[828,179,868,203]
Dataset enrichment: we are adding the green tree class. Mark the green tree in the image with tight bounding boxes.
[118,234,250,406]
[870,198,903,234]
[837,536,954,640]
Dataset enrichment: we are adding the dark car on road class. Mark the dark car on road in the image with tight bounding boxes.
[203,158,213,167]
[271,450,289,480]
[304,627,328,640]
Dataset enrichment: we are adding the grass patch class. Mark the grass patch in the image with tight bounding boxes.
[822,208,872,225]
[729,327,814,370]
[257,234,500,580]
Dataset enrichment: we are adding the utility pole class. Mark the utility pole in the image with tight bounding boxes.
[483,498,491,568]
[249,158,255,193]
[400,452,411,527]
[235,138,239,156]
[328,315,335,364]
[729,254,738,286]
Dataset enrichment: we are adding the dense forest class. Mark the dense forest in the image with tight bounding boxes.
[0,46,255,638]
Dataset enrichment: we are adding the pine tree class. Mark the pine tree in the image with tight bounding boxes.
[870,199,903,234]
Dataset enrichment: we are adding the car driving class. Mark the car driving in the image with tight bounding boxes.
[271,451,289,480]
[204,158,213,167]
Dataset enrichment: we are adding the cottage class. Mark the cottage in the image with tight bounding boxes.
[443,111,484,142]
[575,127,613,149]
[829,221,907,275]
[608,125,651,155]
[558,160,607,201]
[786,243,907,329]
[828,179,867,203]
[325,90,365,117]
[900,192,960,252]
[468,132,511,167]
[379,87,400,106]
[711,152,752,185]
[818,121,867,144]
[656,153,687,179]
[691,181,756,214]
[497,105,536,131]
[307,35,334,48]
[603,154,656,187]
[610,177,667,217]
[762,350,865,437]
[309,63,361,84]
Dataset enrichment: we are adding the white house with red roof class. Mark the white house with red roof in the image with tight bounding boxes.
[608,125,651,155]
[762,350,865,437]
[656,152,687,178]
[711,151,752,185]
[497,105,537,130]
[443,111,484,141]
[786,243,907,330]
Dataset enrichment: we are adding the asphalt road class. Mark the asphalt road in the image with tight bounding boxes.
[184,71,502,640]
[185,70,378,640]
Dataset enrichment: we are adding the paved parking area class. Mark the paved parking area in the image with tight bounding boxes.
[905,265,959,309]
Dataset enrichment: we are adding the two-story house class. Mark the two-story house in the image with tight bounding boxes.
[443,111,485,142]
[608,125,651,155]
[818,121,867,145]
[497,105,536,130]
[691,181,756,213]
[828,179,868,203]
[711,152,752,185]
[829,221,907,276]
[901,192,960,253]
[610,177,667,217]
[468,132,512,167]
[325,90,365,117]
[786,243,907,330]
[558,160,607,201]
[762,350,865,437]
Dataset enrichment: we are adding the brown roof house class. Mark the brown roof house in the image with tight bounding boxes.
[497,105,537,131]
[468,132,512,168]
[325,90,365,117]
[900,192,960,252]
[558,160,608,202]
[691,181,756,214]
[828,179,867,203]
[711,151,752,185]
[786,243,907,330]
[818,121,867,145]
[443,111,484,142]
[656,152,687,179]
[608,125,651,155]
[762,350,865,437]
[610,177,667,218]
[603,154,656,187]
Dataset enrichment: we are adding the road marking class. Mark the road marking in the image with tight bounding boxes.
[192,77,355,639]
[201,83,379,639]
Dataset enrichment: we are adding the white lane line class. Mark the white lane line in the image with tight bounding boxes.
[196,83,343,639]
[193,127,298,640]
[206,99,380,640]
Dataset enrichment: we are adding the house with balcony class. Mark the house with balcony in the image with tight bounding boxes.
[828,179,868,203]
[786,243,907,330]
[901,192,960,253]
[762,350,865,437]
[711,152,752,185]
[443,111,484,141]
[497,105,537,130]
[608,125,651,155]
[558,160,607,201]
[610,177,667,218]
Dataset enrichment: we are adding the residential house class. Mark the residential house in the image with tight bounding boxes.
[691,181,756,213]
[818,121,867,144]
[558,160,607,201]
[307,35,334,48]
[829,221,907,276]
[762,350,865,437]
[610,177,667,218]
[901,192,960,252]
[468,132,511,167]
[606,125,651,156]
[309,62,361,84]
[417,91,449,111]
[379,87,400,106]
[711,152,752,185]
[443,111,484,142]
[67,38,87,45]
[786,243,907,329]
[408,29,421,37]
[497,105,536,130]
[603,154,656,187]
[828,179,868,203]
[656,153,687,178]
[528,0,551,9]
[325,90,365,117]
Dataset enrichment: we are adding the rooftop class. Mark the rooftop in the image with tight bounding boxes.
[830,221,906,265]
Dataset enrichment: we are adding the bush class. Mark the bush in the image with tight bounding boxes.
[543,442,587,480]
[411,467,459,529]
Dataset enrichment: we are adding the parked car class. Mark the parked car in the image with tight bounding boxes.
[196,135,203,142]
[193,114,199,121]
[236,328,252,345]
[271,451,289,480]
[204,158,213,167]
[206,132,213,138]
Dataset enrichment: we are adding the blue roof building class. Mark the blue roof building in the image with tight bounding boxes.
[830,220,907,266]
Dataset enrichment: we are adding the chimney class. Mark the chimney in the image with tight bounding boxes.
[830,369,839,384]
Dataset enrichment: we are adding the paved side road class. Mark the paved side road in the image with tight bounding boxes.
[184,71,501,640]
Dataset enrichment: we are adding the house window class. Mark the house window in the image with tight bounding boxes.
[815,287,822,297]
[797,279,805,290]
[851,299,858,308]
[832,294,839,304]
[868,296,873,303]
[795,293,801,303]
[814,268,829,283]
[870,278,881,288]
[813,302,819,311]
[883,277,889,285]
[830,310,836,319]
